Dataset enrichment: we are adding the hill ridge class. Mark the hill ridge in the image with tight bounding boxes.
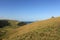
[3,17,60,40]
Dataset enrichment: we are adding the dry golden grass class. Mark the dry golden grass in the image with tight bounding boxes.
[1,17,60,40]
[0,20,22,40]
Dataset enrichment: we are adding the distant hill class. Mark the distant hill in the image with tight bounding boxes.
[0,19,33,40]
[0,20,32,28]
[1,17,60,40]
[0,20,19,28]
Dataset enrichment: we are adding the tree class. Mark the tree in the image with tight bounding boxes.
[0,20,10,28]
[17,22,27,26]
[51,16,54,18]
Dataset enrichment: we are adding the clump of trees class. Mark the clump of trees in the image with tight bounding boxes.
[0,20,10,28]
[17,22,27,26]
[51,16,55,18]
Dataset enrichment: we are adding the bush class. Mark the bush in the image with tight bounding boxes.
[17,22,27,26]
[0,20,10,28]
[51,16,55,18]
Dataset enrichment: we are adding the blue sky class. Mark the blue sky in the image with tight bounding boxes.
[0,0,60,21]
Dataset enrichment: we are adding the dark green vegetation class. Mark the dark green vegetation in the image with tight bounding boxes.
[0,20,10,28]
[18,22,27,26]
[1,17,60,40]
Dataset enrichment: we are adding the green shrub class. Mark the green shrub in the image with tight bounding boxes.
[17,22,27,26]
[0,20,10,28]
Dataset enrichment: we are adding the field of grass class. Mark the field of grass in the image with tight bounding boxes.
[1,17,60,40]
[0,20,28,40]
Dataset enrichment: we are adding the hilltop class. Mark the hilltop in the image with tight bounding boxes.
[1,17,60,40]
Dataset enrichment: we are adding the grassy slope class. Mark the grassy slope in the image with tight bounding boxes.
[2,17,60,40]
[0,20,20,39]
[0,20,31,40]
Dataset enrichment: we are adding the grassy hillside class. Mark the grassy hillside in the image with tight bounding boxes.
[1,17,60,40]
[0,20,28,40]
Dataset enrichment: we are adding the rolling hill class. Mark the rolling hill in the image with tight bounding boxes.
[0,20,29,40]
[1,17,60,40]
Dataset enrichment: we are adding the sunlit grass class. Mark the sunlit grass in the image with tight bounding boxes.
[1,17,60,40]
